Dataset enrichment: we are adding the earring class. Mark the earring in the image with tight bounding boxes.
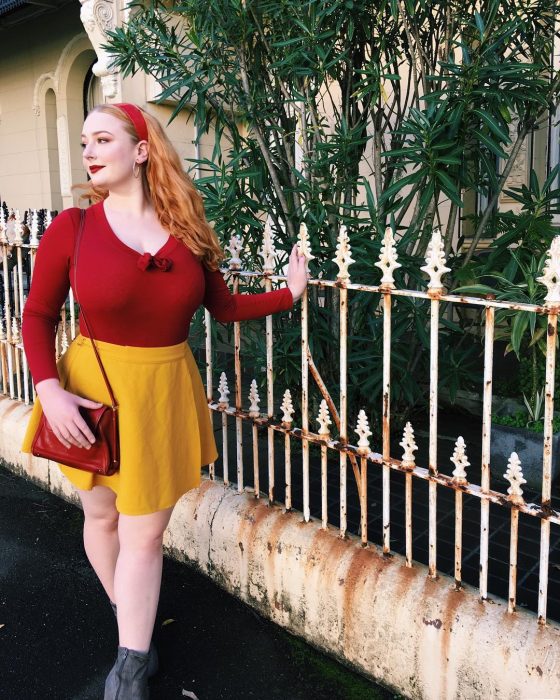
[133,161,141,178]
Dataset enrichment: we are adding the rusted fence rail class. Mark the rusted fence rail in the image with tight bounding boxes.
[2,205,559,625]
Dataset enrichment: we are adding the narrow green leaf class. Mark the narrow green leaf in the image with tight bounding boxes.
[472,109,511,144]
[511,312,529,357]
[473,130,508,159]
[379,171,422,204]
[437,156,462,165]
[435,171,463,207]
[453,284,498,296]
[474,11,485,37]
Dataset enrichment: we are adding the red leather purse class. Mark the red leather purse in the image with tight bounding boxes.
[31,209,120,475]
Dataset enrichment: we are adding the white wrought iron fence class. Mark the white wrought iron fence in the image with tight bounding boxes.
[2,205,559,626]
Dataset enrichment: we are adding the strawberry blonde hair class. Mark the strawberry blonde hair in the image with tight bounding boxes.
[72,104,225,271]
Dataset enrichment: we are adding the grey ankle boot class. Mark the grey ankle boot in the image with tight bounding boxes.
[104,646,150,700]
[110,601,159,678]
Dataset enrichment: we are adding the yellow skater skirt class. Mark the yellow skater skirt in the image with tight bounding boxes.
[21,333,218,515]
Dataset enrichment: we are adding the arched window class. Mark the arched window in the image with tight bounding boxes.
[83,63,103,115]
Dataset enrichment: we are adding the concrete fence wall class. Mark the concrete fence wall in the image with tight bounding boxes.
[2,394,560,700]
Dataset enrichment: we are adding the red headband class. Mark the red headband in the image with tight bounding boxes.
[113,103,149,143]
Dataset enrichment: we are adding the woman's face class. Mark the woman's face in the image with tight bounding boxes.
[80,110,147,190]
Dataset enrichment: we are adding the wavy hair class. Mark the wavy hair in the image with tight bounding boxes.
[72,104,225,271]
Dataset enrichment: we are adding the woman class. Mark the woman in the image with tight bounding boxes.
[20,103,308,699]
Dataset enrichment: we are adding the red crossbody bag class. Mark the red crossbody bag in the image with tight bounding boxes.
[31,208,120,475]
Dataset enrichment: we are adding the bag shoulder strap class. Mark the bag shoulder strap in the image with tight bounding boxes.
[73,208,118,409]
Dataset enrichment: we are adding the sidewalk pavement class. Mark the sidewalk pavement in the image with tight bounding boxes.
[0,462,400,700]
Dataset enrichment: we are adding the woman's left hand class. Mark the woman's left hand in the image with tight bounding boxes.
[287,244,309,303]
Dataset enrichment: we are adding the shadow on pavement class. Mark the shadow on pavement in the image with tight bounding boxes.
[0,463,402,700]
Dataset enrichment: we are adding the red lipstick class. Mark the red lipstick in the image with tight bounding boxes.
[90,165,105,173]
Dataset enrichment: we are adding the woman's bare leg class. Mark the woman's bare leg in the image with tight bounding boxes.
[114,506,174,652]
[77,485,120,604]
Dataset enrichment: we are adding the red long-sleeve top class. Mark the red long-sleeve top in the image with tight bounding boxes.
[22,201,293,384]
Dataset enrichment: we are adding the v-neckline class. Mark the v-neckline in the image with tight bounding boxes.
[99,200,177,258]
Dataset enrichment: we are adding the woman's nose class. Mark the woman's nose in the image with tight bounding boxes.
[82,143,95,158]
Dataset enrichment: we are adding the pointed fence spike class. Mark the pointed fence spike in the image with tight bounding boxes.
[297,221,315,261]
[227,235,242,270]
[399,421,418,470]
[0,205,7,244]
[355,409,372,456]
[281,389,294,425]
[316,399,332,438]
[375,227,401,289]
[503,452,526,505]
[248,378,260,417]
[334,225,355,281]
[537,235,560,304]
[420,227,451,290]
[61,324,69,353]
[11,316,20,344]
[259,216,276,274]
[218,372,230,408]
[30,209,40,246]
[450,436,469,484]
[12,209,24,245]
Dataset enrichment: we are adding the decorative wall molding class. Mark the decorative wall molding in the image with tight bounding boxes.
[55,33,91,88]
[31,72,56,117]
[101,73,119,100]
[79,0,121,100]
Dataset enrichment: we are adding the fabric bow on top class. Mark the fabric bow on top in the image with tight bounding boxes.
[137,252,173,272]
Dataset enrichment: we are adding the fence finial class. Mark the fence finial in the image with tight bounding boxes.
[13,210,23,245]
[537,236,560,304]
[375,227,401,289]
[259,217,276,274]
[248,379,260,417]
[218,372,230,408]
[30,210,40,246]
[61,324,69,353]
[334,225,355,281]
[11,316,20,344]
[3,304,8,342]
[227,235,242,270]
[450,436,469,484]
[355,409,372,456]
[316,399,332,438]
[281,389,294,426]
[420,227,450,290]
[399,421,418,470]
[503,452,526,504]
[297,221,315,261]
[0,205,6,244]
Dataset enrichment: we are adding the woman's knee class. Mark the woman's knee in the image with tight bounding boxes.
[77,485,119,529]
[118,506,174,551]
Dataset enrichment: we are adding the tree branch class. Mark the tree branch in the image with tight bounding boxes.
[237,45,296,238]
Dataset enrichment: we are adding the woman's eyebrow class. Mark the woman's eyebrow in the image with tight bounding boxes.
[80,130,114,137]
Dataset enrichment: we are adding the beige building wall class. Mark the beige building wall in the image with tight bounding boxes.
[0,4,555,233]
[0,8,87,211]
[0,4,212,215]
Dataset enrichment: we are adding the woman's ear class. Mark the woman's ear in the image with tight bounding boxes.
[137,141,149,164]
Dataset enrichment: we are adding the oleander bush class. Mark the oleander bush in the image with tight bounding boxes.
[104,0,560,434]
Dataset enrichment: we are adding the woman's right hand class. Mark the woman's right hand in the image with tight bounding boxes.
[287,244,309,302]
[35,378,103,449]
